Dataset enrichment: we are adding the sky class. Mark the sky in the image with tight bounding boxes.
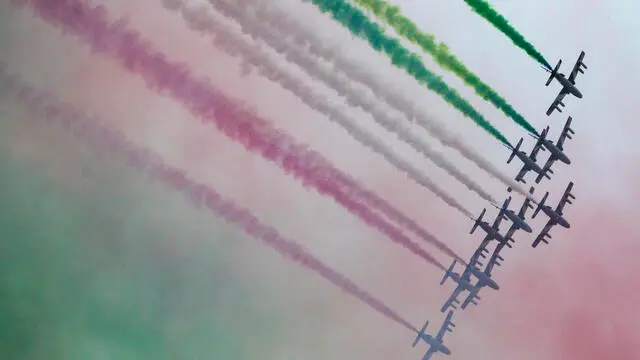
[1,0,639,359]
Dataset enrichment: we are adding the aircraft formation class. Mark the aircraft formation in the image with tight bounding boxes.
[411,52,586,359]
[3,1,589,358]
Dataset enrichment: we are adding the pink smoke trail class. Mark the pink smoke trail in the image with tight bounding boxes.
[14,0,456,267]
[0,67,418,333]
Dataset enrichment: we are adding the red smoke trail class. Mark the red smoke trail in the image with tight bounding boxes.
[14,0,458,267]
[0,69,419,334]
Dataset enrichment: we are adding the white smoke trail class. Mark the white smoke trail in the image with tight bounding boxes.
[203,0,496,205]
[219,0,532,201]
[163,0,474,217]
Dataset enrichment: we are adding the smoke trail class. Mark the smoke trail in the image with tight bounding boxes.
[217,0,535,201]
[462,0,552,69]
[166,1,476,217]
[0,71,418,333]
[351,0,538,135]
[202,0,497,205]
[18,0,457,266]
[302,0,510,145]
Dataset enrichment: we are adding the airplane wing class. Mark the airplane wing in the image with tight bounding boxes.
[546,89,568,116]
[568,51,586,83]
[556,116,574,150]
[514,164,529,183]
[555,181,575,215]
[518,195,533,219]
[467,239,491,268]
[503,223,518,244]
[435,311,455,341]
[532,221,554,248]
[461,242,490,282]
[440,287,464,313]
[460,285,481,309]
[529,138,545,161]
[421,347,438,360]
[535,156,556,183]
[484,242,508,277]
[492,207,506,229]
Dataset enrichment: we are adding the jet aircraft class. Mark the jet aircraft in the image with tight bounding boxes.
[412,311,455,360]
[531,116,575,183]
[470,207,513,247]
[482,190,535,276]
[440,254,499,312]
[507,138,550,183]
[494,196,533,233]
[544,51,587,116]
[532,182,575,247]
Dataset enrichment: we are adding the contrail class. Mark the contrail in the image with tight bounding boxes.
[18,0,458,265]
[165,0,478,217]
[302,0,510,145]
[202,0,497,205]
[0,71,418,333]
[462,0,552,69]
[216,0,534,201]
[350,0,538,135]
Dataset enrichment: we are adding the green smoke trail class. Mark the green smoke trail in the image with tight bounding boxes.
[0,119,282,360]
[462,0,552,69]
[352,0,538,135]
[308,0,510,145]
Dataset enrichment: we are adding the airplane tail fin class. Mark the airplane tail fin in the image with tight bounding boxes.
[545,60,561,86]
[532,192,549,218]
[507,138,522,164]
[470,209,486,234]
[412,320,429,347]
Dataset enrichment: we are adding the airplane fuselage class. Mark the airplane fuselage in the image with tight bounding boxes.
[542,206,570,228]
[556,74,583,98]
[541,139,571,164]
[480,222,509,243]
[505,210,533,232]
[448,272,474,291]
[420,337,451,355]
[517,151,543,173]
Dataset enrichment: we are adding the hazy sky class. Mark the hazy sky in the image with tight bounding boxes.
[1,0,639,359]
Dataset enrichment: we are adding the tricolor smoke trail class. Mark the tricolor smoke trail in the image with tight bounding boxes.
[165,0,481,215]
[350,0,538,135]
[217,0,535,201]
[17,0,458,265]
[0,69,418,334]
[462,0,552,69]
[303,0,510,145]
[201,0,497,205]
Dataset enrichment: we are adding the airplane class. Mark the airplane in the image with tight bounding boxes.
[532,182,575,248]
[507,138,550,183]
[493,195,533,233]
[470,207,513,247]
[531,116,575,183]
[440,256,499,312]
[412,311,455,360]
[544,51,587,116]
